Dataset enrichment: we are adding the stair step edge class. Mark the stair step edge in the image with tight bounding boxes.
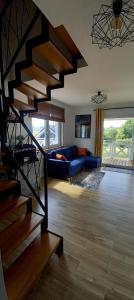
[22,63,61,87]
[16,82,47,100]
[5,231,61,300]
[0,212,44,260]
[0,180,18,192]
[0,195,30,220]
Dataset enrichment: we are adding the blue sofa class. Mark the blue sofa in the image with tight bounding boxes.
[47,145,101,179]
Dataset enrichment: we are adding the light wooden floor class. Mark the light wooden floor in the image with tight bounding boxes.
[1,170,134,299]
[26,170,134,300]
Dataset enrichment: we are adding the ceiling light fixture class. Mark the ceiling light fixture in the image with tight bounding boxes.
[91,91,107,104]
[91,0,134,49]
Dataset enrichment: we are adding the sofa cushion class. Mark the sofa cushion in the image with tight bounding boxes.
[49,149,64,159]
[48,146,78,161]
[63,146,77,160]
[56,154,67,161]
[70,157,86,167]
[77,147,87,156]
[70,145,78,159]
[63,147,72,160]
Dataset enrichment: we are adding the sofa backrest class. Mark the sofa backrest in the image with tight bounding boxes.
[48,145,78,161]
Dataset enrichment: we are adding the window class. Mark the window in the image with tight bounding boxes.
[49,120,60,146]
[32,118,47,147]
[32,118,62,148]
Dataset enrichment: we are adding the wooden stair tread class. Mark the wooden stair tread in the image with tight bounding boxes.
[0,212,43,260]
[0,195,30,219]
[55,25,80,56]
[13,99,35,112]
[33,41,74,73]
[5,231,61,300]
[54,25,87,68]
[0,180,17,192]
[16,82,47,100]
[23,63,60,87]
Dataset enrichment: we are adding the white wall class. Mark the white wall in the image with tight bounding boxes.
[63,105,74,146]
[50,102,96,152]
[72,106,96,153]
[49,102,96,153]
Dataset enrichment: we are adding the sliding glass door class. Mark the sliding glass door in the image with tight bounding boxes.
[102,118,134,169]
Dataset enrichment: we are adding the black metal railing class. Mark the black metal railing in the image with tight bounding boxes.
[4,105,48,226]
[0,0,41,81]
[0,0,48,227]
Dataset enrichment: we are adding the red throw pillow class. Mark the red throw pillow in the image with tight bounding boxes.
[77,147,87,156]
[56,154,67,161]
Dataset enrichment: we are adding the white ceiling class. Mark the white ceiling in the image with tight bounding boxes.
[34,0,134,107]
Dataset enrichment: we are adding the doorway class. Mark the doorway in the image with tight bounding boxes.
[102,118,134,169]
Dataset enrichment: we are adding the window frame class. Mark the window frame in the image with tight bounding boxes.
[31,117,63,149]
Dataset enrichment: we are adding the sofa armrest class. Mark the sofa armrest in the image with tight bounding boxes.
[85,155,102,169]
[47,159,70,179]
[91,155,101,160]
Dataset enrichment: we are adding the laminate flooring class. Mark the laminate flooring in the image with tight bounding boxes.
[3,170,134,299]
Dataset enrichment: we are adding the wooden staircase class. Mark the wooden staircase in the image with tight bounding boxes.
[5,231,61,300]
[7,16,86,114]
[0,154,62,300]
[0,0,87,299]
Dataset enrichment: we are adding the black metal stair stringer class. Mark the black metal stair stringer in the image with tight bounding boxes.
[7,10,80,115]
